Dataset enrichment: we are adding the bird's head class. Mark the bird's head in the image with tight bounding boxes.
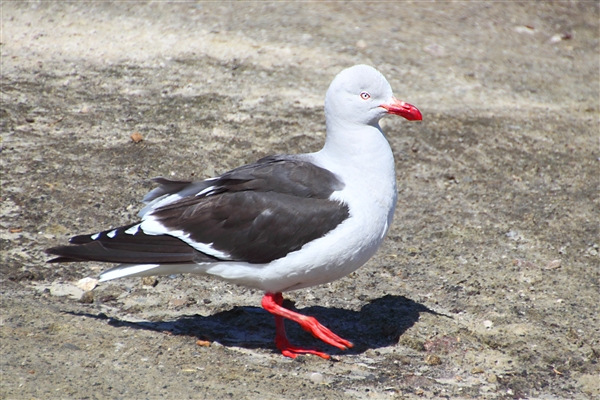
[325,64,422,127]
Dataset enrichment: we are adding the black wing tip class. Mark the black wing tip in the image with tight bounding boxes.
[44,233,209,264]
[45,246,61,256]
[45,246,85,263]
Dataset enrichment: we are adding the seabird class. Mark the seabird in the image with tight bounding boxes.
[46,64,422,359]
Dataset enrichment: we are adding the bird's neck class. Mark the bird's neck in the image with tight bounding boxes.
[308,118,397,206]
[320,119,394,169]
[316,118,398,233]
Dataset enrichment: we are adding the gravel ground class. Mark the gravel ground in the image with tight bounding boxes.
[1,2,598,399]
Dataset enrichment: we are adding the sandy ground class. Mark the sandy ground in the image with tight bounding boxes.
[1,2,599,399]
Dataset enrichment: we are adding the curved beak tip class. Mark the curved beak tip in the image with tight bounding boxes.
[383,99,422,121]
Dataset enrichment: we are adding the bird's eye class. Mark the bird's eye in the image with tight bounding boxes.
[360,92,371,100]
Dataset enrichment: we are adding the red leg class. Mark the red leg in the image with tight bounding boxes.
[262,292,353,359]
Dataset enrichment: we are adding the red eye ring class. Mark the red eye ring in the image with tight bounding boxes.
[360,92,370,100]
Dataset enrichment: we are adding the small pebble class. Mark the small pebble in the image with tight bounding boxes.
[171,298,187,307]
[514,25,535,35]
[549,34,563,44]
[77,277,98,291]
[549,32,571,44]
[471,367,484,374]
[141,276,158,287]
[544,259,561,270]
[309,372,323,384]
[131,132,144,143]
[483,320,493,329]
[79,291,94,304]
[196,340,211,347]
[424,354,441,366]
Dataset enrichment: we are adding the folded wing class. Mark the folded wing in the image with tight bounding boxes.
[46,156,350,266]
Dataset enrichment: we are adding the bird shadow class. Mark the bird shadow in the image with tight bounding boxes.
[65,294,441,356]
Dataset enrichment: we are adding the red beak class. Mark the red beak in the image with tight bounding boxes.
[381,98,422,121]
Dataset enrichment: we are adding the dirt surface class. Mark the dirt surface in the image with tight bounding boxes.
[1,2,599,399]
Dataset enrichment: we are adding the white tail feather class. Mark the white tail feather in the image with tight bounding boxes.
[99,263,210,282]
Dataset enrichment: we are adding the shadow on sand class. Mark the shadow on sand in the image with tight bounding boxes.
[66,294,441,356]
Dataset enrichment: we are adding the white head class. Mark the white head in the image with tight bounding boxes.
[325,65,421,128]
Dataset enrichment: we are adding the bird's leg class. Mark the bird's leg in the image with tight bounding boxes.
[262,292,353,359]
